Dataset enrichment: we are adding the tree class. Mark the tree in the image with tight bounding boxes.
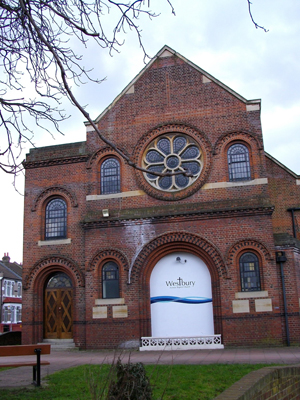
[0,0,266,175]
[0,0,177,175]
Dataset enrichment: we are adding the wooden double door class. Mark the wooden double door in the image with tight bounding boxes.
[44,273,73,339]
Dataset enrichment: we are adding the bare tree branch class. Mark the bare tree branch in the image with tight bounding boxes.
[0,0,267,177]
[247,0,269,32]
[0,0,175,175]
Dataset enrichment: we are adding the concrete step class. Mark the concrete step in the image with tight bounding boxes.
[41,339,77,350]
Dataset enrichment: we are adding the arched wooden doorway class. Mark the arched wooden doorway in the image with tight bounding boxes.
[44,272,73,339]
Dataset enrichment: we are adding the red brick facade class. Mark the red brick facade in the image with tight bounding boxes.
[22,46,300,349]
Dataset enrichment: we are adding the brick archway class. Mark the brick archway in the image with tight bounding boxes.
[130,232,226,338]
[22,256,84,345]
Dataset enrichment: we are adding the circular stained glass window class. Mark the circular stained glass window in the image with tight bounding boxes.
[143,134,202,192]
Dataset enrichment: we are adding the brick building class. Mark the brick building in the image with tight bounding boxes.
[22,46,300,349]
[0,253,22,333]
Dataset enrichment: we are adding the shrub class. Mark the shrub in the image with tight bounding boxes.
[108,359,152,400]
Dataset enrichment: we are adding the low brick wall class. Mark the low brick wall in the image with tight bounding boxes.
[214,365,300,400]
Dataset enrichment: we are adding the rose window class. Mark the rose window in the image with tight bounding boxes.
[143,134,202,192]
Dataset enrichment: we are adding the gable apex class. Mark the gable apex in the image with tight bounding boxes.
[87,45,260,128]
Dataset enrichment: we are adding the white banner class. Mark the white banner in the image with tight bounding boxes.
[150,252,214,337]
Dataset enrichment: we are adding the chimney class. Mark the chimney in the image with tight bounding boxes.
[2,253,10,262]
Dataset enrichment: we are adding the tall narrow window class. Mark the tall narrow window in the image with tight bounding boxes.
[101,158,120,195]
[102,261,119,299]
[45,198,67,240]
[16,306,22,322]
[17,282,22,297]
[228,144,251,181]
[240,252,261,292]
[7,281,11,297]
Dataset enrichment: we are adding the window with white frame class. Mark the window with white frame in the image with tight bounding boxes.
[3,305,22,323]
[3,279,20,297]
[16,306,22,322]
[17,282,22,297]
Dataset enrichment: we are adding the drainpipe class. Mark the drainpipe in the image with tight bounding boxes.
[276,251,290,346]
[287,208,300,238]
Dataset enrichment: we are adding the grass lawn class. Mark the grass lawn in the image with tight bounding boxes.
[0,363,272,399]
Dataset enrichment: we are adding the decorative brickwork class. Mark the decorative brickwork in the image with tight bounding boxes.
[86,146,128,169]
[88,249,129,273]
[24,155,87,169]
[23,256,85,290]
[227,239,273,267]
[130,231,227,283]
[213,131,263,155]
[31,186,78,211]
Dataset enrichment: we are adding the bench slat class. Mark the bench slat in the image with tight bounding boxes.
[0,344,51,357]
[0,361,50,368]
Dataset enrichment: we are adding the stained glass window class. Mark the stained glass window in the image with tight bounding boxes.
[45,198,67,239]
[47,273,72,288]
[228,144,251,181]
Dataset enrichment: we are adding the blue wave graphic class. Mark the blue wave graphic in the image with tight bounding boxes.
[151,296,212,304]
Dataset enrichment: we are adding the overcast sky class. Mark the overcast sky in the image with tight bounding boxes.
[1,0,299,264]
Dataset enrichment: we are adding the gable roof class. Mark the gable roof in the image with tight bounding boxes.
[0,262,22,280]
[265,152,299,179]
[86,45,261,128]
[0,254,22,280]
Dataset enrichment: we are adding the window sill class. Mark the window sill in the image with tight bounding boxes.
[95,298,124,305]
[86,190,145,201]
[38,238,71,246]
[235,290,268,299]
[202,178,268,190]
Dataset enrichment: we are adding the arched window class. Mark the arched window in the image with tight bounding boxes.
[47,272,72,288]
[228,144,251,181]
[45,198,67,240]
[240,252,261,292]
[102,261,119,299]
[100,158,120,195]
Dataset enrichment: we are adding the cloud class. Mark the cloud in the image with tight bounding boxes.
[1,0,300,261]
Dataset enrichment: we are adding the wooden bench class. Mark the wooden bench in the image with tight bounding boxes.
[0,344,51,386]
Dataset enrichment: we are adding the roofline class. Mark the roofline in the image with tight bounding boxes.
[265,152,299,178]
[85,45,261,127]
[0,262,22,280]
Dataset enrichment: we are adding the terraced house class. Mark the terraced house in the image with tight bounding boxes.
[22,46,300,350]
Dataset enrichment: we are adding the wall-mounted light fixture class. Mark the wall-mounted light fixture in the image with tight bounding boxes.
[102,209,109,217]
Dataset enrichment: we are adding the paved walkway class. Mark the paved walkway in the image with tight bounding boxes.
[1,347,300,388]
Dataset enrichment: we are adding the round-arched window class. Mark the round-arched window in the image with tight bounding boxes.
[45,198,67,240]
[142,134,202,192]
[227,143,251,181]
[100,158,120,195]
[239,252,261,292]
[102,262,119,299]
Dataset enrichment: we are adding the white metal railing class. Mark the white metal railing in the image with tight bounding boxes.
[140,335,224,351]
